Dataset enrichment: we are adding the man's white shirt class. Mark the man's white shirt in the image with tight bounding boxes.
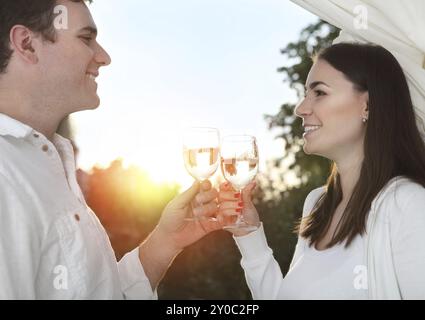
[0,113,157,299]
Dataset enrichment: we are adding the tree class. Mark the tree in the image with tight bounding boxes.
[160,20,341,299]
[258,20,340,277]
[81,159,179,259]
[75,19,340,299]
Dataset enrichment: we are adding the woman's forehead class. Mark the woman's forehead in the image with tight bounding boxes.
[306,60,351,90]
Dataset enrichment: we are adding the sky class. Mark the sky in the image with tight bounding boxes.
[71,0,318,188]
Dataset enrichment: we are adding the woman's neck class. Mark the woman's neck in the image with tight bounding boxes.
[335,156,363,202]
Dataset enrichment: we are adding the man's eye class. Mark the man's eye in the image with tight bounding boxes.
[80,36,93,43]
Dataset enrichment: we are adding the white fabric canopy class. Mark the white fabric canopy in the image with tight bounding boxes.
[290,0,425,135]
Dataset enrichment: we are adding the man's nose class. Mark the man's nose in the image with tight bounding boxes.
[95,42,112,67]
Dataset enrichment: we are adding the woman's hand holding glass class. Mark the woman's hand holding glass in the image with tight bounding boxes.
[182,129,261,232]
[218,135,260,233]
[217,181,260,236]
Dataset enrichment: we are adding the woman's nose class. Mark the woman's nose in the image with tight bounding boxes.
[294,98,312,118]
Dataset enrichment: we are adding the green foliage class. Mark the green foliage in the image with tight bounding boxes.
[264,20,339,188]
[161,20,340,299]
[82,159,179,260]
[258,20,339,278]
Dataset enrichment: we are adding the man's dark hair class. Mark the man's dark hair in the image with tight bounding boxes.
[0,0,92,74]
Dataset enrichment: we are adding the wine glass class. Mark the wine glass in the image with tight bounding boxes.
[220,135,259,232]
[183,127,220,221]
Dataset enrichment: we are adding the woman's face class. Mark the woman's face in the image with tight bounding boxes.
[294,59,369,161]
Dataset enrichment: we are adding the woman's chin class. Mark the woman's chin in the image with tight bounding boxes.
[303,144,314,155]
[303,144,325,157]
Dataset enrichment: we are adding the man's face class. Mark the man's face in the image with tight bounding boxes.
[37,0,111,114]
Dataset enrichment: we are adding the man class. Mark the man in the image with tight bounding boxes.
[0,0,221,299]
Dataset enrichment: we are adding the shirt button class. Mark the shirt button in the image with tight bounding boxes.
[42,145,49,152]
[74,214,80,222]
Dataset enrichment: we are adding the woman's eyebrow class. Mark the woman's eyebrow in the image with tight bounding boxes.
[305,81,330,90]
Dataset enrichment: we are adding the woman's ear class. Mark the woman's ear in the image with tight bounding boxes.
[361,91,369,120]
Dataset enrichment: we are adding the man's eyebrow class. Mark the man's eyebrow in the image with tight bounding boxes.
[305,81,330,90]
[78,26,97,35]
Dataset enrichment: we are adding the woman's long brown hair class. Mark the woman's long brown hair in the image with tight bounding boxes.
[299,43,425,249]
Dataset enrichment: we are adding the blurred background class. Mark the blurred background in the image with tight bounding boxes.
[58,0,339,299]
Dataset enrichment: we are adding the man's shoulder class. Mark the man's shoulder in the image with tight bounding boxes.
[0,154,54,238]
[0,134,26,156]
[0,136,27,176]
[0,136,43,212]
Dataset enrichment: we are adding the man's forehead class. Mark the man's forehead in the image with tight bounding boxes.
[56,0,96,32]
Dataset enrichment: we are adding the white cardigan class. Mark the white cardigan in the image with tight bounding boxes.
[234,176,425,299]
[365,176,425,299]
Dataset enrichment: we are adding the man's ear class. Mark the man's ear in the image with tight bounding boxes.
[9,25,40,64]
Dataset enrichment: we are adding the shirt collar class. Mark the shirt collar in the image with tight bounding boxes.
[0,112,74,157]
[0,113,34,139]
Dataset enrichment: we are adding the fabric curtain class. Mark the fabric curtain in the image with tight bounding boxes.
[290,0,425,135]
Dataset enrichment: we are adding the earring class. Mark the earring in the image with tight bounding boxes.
[362,117,368,123]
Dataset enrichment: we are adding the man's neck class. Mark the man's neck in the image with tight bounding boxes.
[0,81,66,141]
[0,101,61,142]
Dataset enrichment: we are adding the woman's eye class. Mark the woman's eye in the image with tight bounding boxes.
[314,90,326,97]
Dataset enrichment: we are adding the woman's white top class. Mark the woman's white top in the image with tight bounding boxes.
[278,231,368,299]
[234,177,425,299]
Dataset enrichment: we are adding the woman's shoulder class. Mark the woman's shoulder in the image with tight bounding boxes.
[372,177,425,244]
[375,176,425,215]
[379,176,425,201]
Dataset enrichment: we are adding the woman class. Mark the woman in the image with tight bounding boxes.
[218,43,425,299]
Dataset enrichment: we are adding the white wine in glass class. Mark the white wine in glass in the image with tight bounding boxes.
[220,135,259,232]
[183,147,219,181]
[183,127,220,221]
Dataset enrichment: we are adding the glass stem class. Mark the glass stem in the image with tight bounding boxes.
[235,189,243,225]
[196,181,203,218]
